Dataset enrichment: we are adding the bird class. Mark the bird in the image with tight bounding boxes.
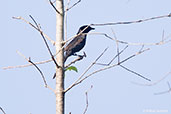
[64,25,95,62]
[53,25,94,79]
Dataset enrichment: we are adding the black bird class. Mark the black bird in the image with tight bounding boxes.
[64,25,95,62]
[53,25,94,79]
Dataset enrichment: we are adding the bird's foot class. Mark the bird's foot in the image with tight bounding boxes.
[73,52,86,58]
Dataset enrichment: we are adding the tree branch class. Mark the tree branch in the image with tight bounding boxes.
[83,85,93,114]
[29,15,60,68]
[65,48,150,92]
[3,58,52,70]
[65,52,86,68]
[0,107,6,114]
[119,64,151,81]
[64,48,108,93]
[154,82,171,95]
[13,51,55,92]
[95,45,128,66]
[12,16,55,45]
[28,57,48,86]
[131,70,171,86]
[91,13,171,26]
[90,32,171,46]
[49,0,62,15]
[66,0,81,11]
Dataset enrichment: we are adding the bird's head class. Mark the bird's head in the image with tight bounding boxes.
[77,25,95,34]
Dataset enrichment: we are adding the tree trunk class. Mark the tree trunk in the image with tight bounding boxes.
[55,0,64,114]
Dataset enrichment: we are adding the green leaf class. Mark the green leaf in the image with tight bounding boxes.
[66,66,78,72]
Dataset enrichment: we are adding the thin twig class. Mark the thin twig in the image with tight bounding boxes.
[49,0,61,15]
[66,0,81,11]
[28,57,48,86]
[91,13,171,26]
[95,45,128,66]
[15,51,48,86]
[12,16,55,45]
[29,15,59,68]
[119,65,151,81]
[64,48,108,93]
[64,0,71,42]
[154,82,171,95]
[131,70,171,86]
[111,29,120,64]
[90,32,171,46]
[83,85,93,114]
[65,48,149,92]
[168,81,171,89]
[14,51,55,92]
[119,48,150,64]
[162,30,165,42]
[3,59,52,70]
[28,58,55,93]
[0,107,6,114]
[139,45,145,52]
[16,50,29,61]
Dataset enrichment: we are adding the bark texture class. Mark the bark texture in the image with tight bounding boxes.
[55,0,64,114]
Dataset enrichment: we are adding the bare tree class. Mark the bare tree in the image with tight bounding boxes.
[2,0,171,114]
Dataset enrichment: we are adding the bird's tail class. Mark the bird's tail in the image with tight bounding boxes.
[64,51,71,62]
[63,55,67,62]
[53,55,67,79]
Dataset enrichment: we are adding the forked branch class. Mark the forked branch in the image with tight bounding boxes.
[15,51,55,92]
[29,15,60,68]
[49,0,62,15]
[65,47,150,93]
[12,16,55,45]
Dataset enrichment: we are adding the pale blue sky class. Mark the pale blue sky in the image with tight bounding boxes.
[1,0,171,114]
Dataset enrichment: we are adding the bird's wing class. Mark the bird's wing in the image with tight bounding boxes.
[64,34,85,51]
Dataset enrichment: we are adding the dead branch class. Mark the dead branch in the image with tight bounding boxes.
[131,70,171,86]
[90,32,171,46]
[83,85,93,114]
[119,65,151,81]
[15,51,48,86]
[28,57,47,86]
[65,48,149,92]
[49,0,61,15]
[66,0,81,12]
[12,16,55,45]
[64,48,108,93]
[120,48,149,64]
[0,107,6,114]
[91,13,171,26]
[64,0,71,42]
[29,15,60,68]
[95,45,129,66]
[95,34,150,81]
[28,57,55,92]
[154,82,171,95]
[12,50,55,92]
[111,29,120,64]
[2,58,52,70]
